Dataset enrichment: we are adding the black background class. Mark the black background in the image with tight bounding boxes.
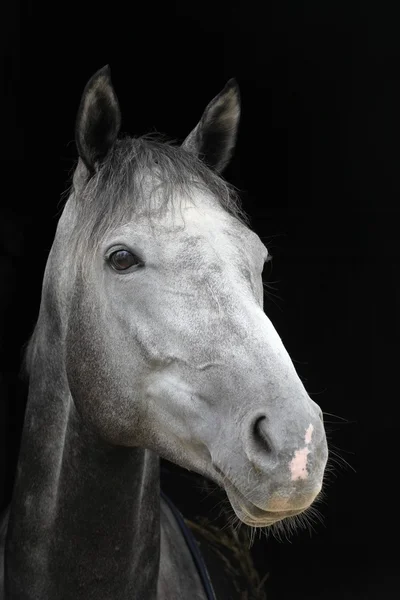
[1,2,399,598]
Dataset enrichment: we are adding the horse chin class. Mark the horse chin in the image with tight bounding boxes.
[224,483,305,528]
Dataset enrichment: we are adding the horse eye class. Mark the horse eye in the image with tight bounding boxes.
[109,250,141,271]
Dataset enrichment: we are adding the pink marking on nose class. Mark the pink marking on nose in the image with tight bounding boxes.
[305,423,314,445]
[289,447,310,481]
[289,423,314,481]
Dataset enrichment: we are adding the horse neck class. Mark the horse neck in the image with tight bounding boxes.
[5,318,161,600]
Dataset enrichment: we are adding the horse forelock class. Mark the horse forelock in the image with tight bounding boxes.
[66,135,248,265]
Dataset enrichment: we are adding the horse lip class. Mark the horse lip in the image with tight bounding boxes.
[227,486,304,525]
[214,468,305,524]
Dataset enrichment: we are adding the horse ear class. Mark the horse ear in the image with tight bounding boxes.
[182,79,241,173]
[75,65,121,174]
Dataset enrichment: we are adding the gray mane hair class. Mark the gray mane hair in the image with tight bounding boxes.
[69,134,248,273]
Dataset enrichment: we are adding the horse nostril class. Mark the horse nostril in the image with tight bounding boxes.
[253,416,273,453]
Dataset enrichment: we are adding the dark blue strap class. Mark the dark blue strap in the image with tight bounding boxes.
[160,490,216,600]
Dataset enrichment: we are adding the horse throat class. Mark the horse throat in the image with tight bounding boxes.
[5,341,160,600]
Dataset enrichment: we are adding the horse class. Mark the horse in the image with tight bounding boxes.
[0,66,329,599]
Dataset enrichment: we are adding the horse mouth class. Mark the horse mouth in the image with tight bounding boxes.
[221,478,306,527]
